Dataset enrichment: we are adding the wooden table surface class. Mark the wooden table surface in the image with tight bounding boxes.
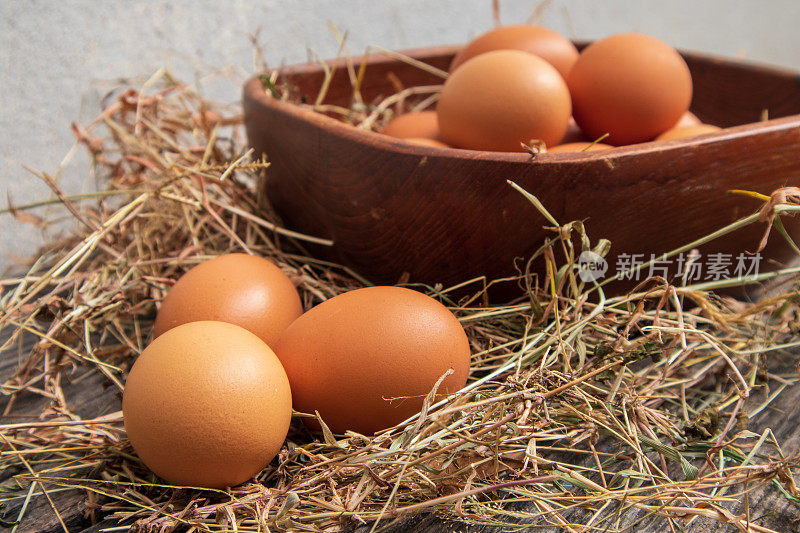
[2,333,799,532]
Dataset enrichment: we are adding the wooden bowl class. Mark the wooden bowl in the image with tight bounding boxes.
[243,45,800,295]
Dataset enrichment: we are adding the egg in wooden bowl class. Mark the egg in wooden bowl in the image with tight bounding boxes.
[244,41,800,297]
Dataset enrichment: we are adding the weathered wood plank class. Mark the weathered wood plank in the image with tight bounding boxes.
[2,334,799,532]
[353,366,800,533]
[0,333,121,532]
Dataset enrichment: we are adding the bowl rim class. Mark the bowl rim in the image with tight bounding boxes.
[244,43,800,165]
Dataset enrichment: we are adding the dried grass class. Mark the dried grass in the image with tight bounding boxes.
[1,61,800,532]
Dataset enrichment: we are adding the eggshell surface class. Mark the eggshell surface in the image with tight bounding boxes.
[568,33,692,145]
[153,253,302,348]
[548,142,612,153]
[123,321,292,488]
[674,111,701,128]
[404,137,450,148]
[438,50,571,151]
[450,25,579,79]
[655,123,721,141]
[274,286,471,435]
[382,111,440,140]
[559,117,588,144]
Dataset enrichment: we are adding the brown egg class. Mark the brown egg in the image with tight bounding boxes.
[381,111,439,140]
[450,25,579,79]
[438,50,571,151]
[674,111,701,128]
[568,33,693,145]
[548,142,613,153]
[123,321,292,488]
[655,123,721,141]
[153,254,302,348]
[404,137,450,148]
[274,286,471,435]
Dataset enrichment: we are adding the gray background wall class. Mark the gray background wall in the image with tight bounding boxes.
[2,0,798,270]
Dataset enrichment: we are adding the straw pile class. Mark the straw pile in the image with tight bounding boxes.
[2,65,800,532]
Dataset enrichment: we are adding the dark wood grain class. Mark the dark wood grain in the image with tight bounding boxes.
[244,45,800,296]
